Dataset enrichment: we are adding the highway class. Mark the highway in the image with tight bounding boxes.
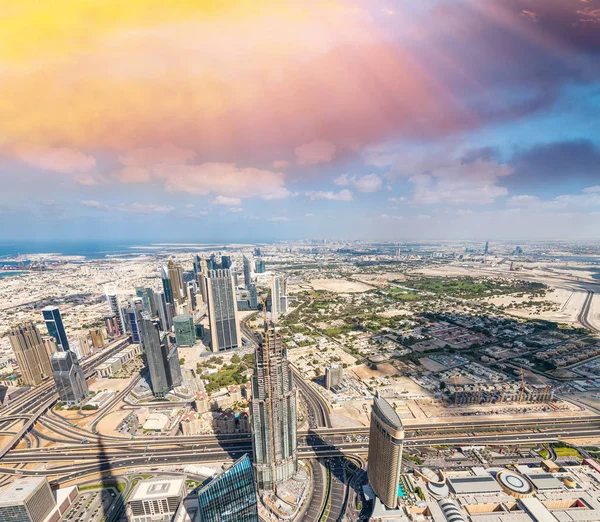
[578,290,599,333]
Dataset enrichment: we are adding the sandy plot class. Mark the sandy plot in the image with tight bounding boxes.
[96,407,130,437]
[419,357,447,372]
[309,278,373,293]
[353,273,407,287]
[380,309,413,318]
[350,363,398,380]
[88,377,133,394]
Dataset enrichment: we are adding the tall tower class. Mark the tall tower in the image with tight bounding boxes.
[42,306,70,351]
[8,322,52,386]
[270,275,286,321]
[206,269,241,352]
[139,312,182,397]
[105,285,125,335]
[367,392,404,509]
[243,255,253,289]
[251,324,297,490]
[160,266,174,306]
[167,259,185,303]
[51,350,88,405]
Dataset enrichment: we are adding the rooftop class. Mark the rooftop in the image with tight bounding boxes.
[129,478,185,502]
[373,392,403,431]
[0,477,48,505]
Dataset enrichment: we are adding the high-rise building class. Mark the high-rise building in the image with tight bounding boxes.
[139,313,182,397]
[153,289,171,331]
[270,275,286,321]
[255,259,266,274]
[73,333,92,360]
[173,315,195,347]
[248,284,258,309]
[325,364,343,390]
[254,247,261,257]
[42,306,70,352]
[167,259,185,303]
[8,322,52,386]
[105,285,125,335]
[206,269,241,353]
[0,477,56,522]
[484,241,489,255]
[89,328,105,348]
[104,315,120,338]
[124,305,141,343]
[221,255,232,269]
[367,392,404,509]
[51,350,88,405]
[251,325,297,490]
[160,265,175,306]
[243,255,252,289]
[197,454,259,522]
[42,336,57,359]
[127,477,186,522]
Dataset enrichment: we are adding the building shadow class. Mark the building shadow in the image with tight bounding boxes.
[97,437,126,522]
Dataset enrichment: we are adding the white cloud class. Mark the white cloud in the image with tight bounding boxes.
[226,207,244,213]
[305,189,353,201]
[305,213,315,217]
[334,173,383,192]
[16,146,96,176]
[212,195,242,206]
[294,140,336,165]
[272,160,291,169]
[186,203,195,208]
[80,200,174,214]
[81,199,105,209]
[271,216,289,222]
[119,144,196,167]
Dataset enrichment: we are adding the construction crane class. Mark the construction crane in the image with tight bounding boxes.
[500,375,506,405]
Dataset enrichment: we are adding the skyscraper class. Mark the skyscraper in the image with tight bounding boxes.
[153,289,172,331]
[0,477,56,522]
[206,269,241,352]
[139,312,182,397]
[367,392,404,509]
[251,325,297,490]
[221,255,232,269]
[243,255,252,289]
[160,265,175,306]
[248,284,258,309]
[197,454,259,522]
[167,259,185,303]
[325,364,343,390]
[124,305,141,343]
[270,275,286,321]
[105,285,125,335]
[42,306,70,351]
[51,350,88,405]
[255,259,266,274]
[173,315,195,346]
[9,322,52,386]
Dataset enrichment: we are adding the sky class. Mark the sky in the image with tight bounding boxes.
[1,0,600,243]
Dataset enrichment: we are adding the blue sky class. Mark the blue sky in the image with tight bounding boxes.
[1,0,600,242]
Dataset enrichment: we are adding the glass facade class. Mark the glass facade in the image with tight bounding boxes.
[197,455,258,522]
[173,315,195,346]
[42,306,70,351]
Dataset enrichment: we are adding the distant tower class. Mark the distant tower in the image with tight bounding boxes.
[42,306,70,352]
[160,265,174,306]
[251,325,297,490]
[255,258,266,274]
[248,284,258,309]
[206,269,241,352]
[243,255,253,289]
[325,364,343,390]
[221,255,232,269]
[197,454,259,522]
[8,322,52,386]
[173,315,195,346]
[139,312,182,397]
[105,285,125,335]
[484,241,489,255]
[367,392,404,509]
[270,275,286,321]
[167,259,185,303]
[51,350,88,405]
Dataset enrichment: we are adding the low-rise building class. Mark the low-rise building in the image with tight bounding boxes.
[127,477,186,522]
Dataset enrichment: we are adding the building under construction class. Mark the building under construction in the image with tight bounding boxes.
[446,382,554,406]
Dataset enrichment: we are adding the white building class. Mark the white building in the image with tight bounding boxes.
[127,478,186,522]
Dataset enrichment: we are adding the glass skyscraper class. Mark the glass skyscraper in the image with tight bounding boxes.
[173,315,195,346]
[197,454,258,522]
[42,306,70,352]
[251,325,297,490]
[206,269,241,352]
[51,350,88,405]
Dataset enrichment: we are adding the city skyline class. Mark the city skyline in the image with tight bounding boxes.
[1,1,599,242]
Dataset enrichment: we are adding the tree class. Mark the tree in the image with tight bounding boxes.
[314,367,322,377]
[231,354,241,364]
